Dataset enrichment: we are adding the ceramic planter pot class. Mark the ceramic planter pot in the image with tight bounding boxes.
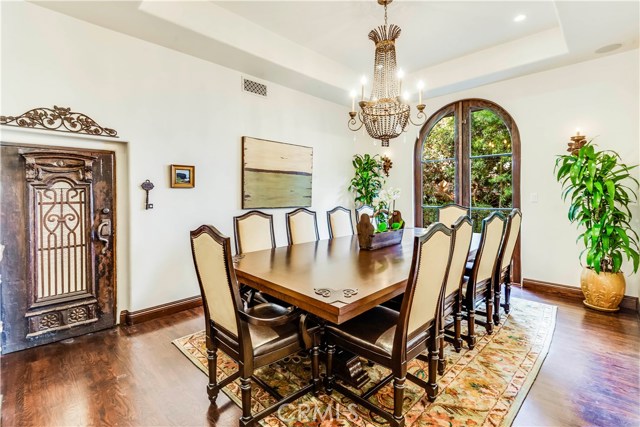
[580,267,626,312]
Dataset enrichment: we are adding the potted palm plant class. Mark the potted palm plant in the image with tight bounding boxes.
[555,141,639,311]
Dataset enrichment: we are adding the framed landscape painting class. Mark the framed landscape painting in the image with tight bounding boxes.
[170,164,195,188]
[242,137,313,208]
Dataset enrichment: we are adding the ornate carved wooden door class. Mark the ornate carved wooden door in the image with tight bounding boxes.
[1,143,116,353]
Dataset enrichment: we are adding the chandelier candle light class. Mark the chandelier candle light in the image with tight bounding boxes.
[348,0,426,147]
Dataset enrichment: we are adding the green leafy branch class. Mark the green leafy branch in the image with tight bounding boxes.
[349,154,385,207]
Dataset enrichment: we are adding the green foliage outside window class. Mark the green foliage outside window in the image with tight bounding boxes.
[422,109,513,230]
[470,109,512,209]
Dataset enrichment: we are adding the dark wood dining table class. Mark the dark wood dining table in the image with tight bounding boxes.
[234,228,430,388]
[233,227,482,388]
[234,228,429,325]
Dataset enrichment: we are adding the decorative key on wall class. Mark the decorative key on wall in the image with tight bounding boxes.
[141,180,154,209]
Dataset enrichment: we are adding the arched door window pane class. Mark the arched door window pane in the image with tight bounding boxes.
[469,108,513,227]
[421,114,456,225]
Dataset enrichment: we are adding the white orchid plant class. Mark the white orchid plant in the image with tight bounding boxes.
[371,187,402,232]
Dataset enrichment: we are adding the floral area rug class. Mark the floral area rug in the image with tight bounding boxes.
[173,298,556,426]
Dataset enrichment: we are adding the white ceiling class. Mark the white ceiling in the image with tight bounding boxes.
[214,1,560,73]
[30,1,640,105]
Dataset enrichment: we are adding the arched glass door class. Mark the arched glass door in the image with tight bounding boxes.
[414,99,521,277]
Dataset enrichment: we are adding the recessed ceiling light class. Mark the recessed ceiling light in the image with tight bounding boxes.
[595,43,623,54]
[514,14,527,22]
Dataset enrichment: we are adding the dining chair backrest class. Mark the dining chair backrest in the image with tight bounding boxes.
[398,223,454,341]
[233,210,276,254]
[327,206,354,238]
[190,225,243,337]
[286,208,319,245]
[444,216,473,297]
[498,209,522,273]
[472,212,506,283]
[356,205,374,222]
[437,203,469,227]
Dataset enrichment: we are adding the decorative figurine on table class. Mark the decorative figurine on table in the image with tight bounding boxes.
[389,210,404,230]
[357,210,404,251]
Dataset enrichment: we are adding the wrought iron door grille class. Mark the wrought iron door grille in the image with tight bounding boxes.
[34,180,89,300]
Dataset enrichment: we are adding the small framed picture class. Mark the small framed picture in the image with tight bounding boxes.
[170,164,195,188]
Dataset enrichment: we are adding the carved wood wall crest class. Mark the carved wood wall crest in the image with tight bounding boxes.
[0,105,118,137]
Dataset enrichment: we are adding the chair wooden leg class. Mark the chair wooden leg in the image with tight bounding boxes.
[311,335,320,396]
[393,376,406,427]
[325,343,335,394]
[467,308,476,349]
[239,375,253,427]
[454,309,462,352]
[504,282,512,314]
[493,282,502,326]
[206,338,219,403]
[485,295,494,335]
[437,335,445,375]
[427,339,439,402]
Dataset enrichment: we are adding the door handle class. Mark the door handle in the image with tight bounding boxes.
[97,219,111,254]
[96,207,111,255]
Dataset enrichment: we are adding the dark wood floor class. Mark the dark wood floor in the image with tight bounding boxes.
[2,288,639,426]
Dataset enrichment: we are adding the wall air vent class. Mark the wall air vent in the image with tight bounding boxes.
[242,77,267,98]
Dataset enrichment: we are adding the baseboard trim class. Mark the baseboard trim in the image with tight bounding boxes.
[523,278,639,313]
[119,296,202,326]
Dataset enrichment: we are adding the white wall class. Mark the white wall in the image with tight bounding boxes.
[1,2,355,312]
[356,50,640,297]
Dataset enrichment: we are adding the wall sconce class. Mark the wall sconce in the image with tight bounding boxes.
[381,155,393,177]
[567,128,587,155]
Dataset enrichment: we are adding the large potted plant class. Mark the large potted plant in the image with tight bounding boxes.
[555,141,639,311]
[349,154,384,207]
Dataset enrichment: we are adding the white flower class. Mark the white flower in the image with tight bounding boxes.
[387,187,401,201]
[372,197,380,207]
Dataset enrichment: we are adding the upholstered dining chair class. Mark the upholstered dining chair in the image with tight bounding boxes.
[190,225,319,426]
[463,212,506,348]
[325,223,454,427]
[286,208,319,245]
[233,210,286,307]
[437,203,469,226]
[326,206,354,238]
[356,204,374,222]
[493,209,522,324]
[434,216,473,374]
[233,210,276,255]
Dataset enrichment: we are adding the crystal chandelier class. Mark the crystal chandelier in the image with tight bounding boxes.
[348,0,426,147]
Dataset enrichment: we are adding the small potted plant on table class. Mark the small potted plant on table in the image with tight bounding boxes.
[357,187,405,250]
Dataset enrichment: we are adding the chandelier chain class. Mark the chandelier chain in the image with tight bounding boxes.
[384,3,388,26]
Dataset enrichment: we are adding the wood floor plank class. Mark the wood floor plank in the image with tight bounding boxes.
[1,288,638,426]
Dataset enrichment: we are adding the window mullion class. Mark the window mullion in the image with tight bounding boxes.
[459,101,470,207]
